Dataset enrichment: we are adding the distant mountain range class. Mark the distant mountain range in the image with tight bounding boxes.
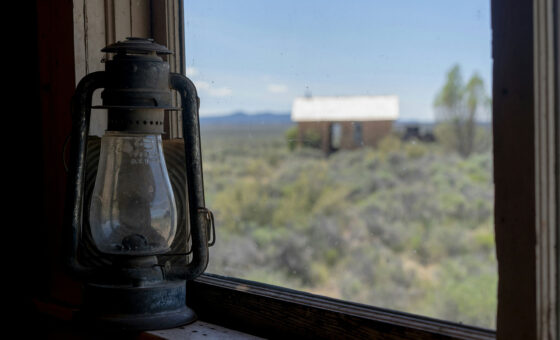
[200,112,292,125]
[199,112,490,129]
[199,112,435,126]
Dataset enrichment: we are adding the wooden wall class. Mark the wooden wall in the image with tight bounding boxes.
[72,0,185,138]
[360,121,393,148]
[533,0,558,338]
[31,0,185,308]
[297,120,393,154]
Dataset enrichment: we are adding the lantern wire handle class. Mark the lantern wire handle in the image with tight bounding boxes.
[203,207,216,247]
[164,72,210,281]
[159,207,216,257]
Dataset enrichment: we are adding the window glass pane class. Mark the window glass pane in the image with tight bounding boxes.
[331,123,342,150]
[354,123,363,146]
[185,0,495,329]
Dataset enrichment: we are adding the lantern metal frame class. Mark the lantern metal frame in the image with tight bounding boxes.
[63,38,213,331]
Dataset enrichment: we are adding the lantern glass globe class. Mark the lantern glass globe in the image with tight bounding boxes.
[89,131,177,255]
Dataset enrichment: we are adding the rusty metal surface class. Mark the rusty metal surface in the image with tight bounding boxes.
[64,71,106,279]
[101,37,172,55]
[166,72,210,281]
[63,41,212,333]
[65,40,210,279]
[79,281,195,331]
[100,53,174,112]
[65,41,212,331]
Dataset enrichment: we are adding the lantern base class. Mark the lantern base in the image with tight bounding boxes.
[78,280,196,331]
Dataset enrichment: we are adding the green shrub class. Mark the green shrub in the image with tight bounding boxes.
[405,141,428,159]
[201,124,497,329]
[302,129,322,148]
[378,134,402,154]
[285,126,298,151]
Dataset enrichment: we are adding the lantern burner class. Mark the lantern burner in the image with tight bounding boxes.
[120,233,150,252]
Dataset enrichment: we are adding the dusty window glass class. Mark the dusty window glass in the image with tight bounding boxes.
[185,0,495,329]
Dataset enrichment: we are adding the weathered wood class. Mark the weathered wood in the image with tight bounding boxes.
[104,0,115,47]
[297,120,392,154]
[534,0,559,339]
[85,0,108,136]
[557,1,560,336]
[491,0,536,339]
[187,274,495,340]
[131,0,151,38]
[153,0,185,139]
[151,0,168,48]
[113,0,132,40]
[168,0,183,139]
[144,320,263,339]
[73,0,87,82]
[73,0,156,136]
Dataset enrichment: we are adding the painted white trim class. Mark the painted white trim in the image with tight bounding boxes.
[291,95,399,122]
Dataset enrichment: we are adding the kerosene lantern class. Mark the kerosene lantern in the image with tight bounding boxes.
[64,38,213,331]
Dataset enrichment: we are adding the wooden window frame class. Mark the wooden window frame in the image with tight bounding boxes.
[181,1,558,339]
[187,274,495,339]
[30,0,557,338]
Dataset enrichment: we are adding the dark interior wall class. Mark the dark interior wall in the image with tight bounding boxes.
[10,0,80,320]
[8,1,47,333]
[36,0,82,305]
[9,3,42,282]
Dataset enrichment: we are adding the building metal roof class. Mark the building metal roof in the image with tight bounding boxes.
[291,95,399,122]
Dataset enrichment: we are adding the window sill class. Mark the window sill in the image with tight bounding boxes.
[32,298,260,339]
[145,320,263,339]
[187,274,496,340]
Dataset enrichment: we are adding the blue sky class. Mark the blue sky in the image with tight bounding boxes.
[184,1,491,122]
